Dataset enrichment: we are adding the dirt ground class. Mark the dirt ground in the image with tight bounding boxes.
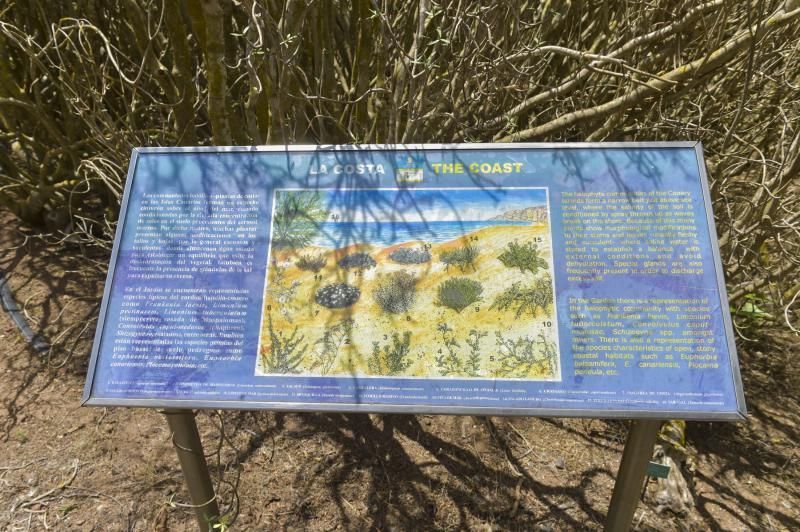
[0,208,797,531]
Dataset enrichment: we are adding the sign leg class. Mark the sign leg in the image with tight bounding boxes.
[163,409,220,531]
[604,419,661,532]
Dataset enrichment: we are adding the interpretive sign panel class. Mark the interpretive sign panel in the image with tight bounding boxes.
[259,186,560,381]
[82,143,746,420]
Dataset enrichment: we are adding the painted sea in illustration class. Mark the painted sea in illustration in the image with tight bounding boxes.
[309,220,531,248]
[257,188,560,381]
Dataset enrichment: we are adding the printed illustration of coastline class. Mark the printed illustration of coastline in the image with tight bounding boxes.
[258,188,559,381]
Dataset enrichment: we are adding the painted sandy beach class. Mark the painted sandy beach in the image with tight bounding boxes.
[257,188,559,380]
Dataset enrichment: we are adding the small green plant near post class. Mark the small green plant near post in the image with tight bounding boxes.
[272,191,328,248]
[309,318,353,375]
[490,274,554,318]
[497,240,548,274]
[368,331,412,376]
[731,293,774,321]
[373,271,417,314]
[435,322,462,376]
[436,277,483,313]
[211,513,233,532]
[261,313,307,374]
[440,241,479,272]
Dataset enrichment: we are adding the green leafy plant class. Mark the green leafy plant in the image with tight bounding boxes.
[261,313,307,374]
[440,241,479,272]
[494,331,557,378]
[731,293,774,321]
[373,271,417,314]
[436,277,483,313]
[272,191,328,248]
[296,253,327,272]
[368,331,412,375]
[210,512,233,532]
[497,240,548,274]
[490,274,554,318]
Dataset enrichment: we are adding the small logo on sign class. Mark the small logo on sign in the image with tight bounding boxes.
[395,155,424,184]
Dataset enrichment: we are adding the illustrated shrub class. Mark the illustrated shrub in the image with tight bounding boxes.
[309,318,353,375]
[436,277,483,313]
[490,274,554,318]
[261,313,307,374]
[296,253,327,272]
[368,331,412,376]
[272,191,328,248]
[389,246,432,264]
[440,242,479,272]
[494,330,558,378]
[315,283,361,308]
[373,271,417,313]
[498,240,548,274]
[337,252,377,270]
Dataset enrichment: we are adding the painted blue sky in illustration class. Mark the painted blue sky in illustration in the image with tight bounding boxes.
[285,187,548,222]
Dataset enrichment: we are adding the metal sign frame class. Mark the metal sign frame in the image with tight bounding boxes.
[81,142,747,421]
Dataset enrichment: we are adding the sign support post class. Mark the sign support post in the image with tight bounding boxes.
[163,409,219,532]
[604,419,662,532]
